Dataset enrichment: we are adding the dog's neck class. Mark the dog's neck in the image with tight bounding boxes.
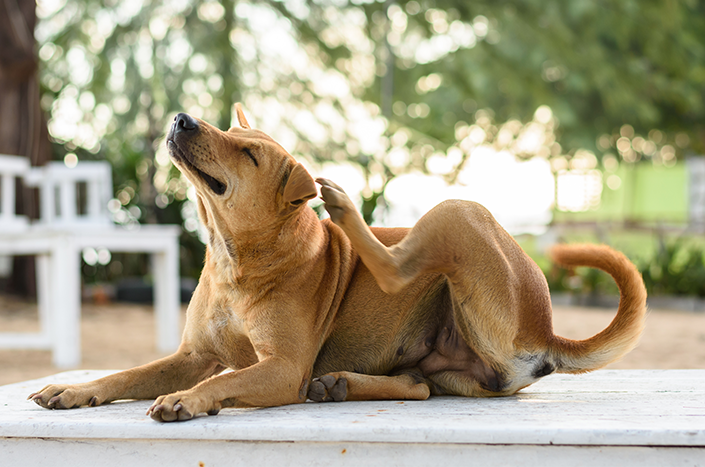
[204,206,325,293]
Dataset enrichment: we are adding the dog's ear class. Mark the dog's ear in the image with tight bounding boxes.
[235,103,251,129]
[283,163,317,206]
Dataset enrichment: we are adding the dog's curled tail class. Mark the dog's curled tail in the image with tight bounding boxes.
[548,244,647,374]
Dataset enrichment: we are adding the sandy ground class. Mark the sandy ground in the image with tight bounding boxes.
[1,294,704,387]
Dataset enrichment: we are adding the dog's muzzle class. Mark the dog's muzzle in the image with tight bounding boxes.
[167,113,227,196]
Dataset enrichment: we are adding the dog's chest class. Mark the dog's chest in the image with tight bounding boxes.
[209,308,231,333]
[205,302,248,343]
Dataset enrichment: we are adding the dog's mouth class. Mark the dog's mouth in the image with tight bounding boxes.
[194,164,227,195]
[167,139,227,196]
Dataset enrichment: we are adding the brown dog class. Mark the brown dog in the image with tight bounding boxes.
[29,105,647,421]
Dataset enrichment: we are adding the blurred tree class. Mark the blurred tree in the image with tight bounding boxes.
[35,0,247,279]
[272,0,705,218]
[1,0,52,296]
[641,237,705,297]
[33,0,705,280]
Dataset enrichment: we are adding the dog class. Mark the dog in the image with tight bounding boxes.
[29,105,647,421]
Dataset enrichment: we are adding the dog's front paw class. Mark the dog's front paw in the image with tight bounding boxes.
[316,178,356,225]
[28,384,104,409]
[146,391,220,422]
[308,374,347,402]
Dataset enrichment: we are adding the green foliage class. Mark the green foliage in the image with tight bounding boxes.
[280,0,705,154]
[641,238,705,297]
[544,261,619,297]
[542,236,705,298]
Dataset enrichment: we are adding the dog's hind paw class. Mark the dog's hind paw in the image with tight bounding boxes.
[315,178,356,225]
[308,374,347,402]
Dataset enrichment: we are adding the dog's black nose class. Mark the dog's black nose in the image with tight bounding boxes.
[174,113,199,133]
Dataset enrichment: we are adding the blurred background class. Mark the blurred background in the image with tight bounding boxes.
[1,0,705,381]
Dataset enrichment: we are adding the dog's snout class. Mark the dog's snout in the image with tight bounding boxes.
[174,113,199,134]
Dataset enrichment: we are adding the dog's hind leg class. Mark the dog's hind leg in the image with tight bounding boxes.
[317,178,522,295]
[317,177,448,294]
[317,178,411,293]
[317,178,553,392]
[307,371,430,402]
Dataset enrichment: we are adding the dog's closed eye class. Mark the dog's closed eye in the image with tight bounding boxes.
[243,147,258,167]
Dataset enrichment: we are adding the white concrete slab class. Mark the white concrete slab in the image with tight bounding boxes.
[1,370,704,466]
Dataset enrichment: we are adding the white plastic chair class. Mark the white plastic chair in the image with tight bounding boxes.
[24,161,113,228]
[0,155,30,232]
[0,155,181,368]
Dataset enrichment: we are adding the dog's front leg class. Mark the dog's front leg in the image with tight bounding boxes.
[147,356,306,422]
[29,348,222,409]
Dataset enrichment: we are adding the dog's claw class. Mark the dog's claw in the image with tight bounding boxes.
[146,403,162,416]
[315,178,346,194]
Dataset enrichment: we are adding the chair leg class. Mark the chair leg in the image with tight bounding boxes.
[36,254,52,344]
[152,241,180,353]
[51,237,81,368]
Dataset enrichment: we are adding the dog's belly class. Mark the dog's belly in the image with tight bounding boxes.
[312,267,452,377]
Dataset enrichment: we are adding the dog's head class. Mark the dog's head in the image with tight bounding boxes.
[166,105,317,238]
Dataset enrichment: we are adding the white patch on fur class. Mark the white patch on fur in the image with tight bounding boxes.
[502,353,547,394]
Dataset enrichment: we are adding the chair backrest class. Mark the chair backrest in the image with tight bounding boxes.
[24,161,114,228]
[0,154,30,232]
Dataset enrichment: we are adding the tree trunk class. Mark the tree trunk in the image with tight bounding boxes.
[0,0,53,297]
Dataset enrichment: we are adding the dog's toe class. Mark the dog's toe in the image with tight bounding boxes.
[315,178,346,194]
[308,375,347,402]
[319,374,336,389]
[308,379,327,402]
[330,377,347,402]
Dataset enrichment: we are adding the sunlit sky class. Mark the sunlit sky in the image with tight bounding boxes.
[315,143,556,235]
